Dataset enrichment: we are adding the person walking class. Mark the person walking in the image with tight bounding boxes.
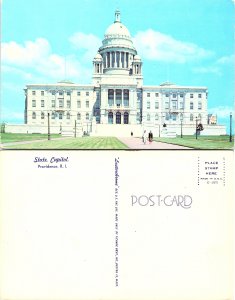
[148,130,153,143]
[142,130,147,144]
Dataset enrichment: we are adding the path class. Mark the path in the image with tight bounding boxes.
[118,137,192,149]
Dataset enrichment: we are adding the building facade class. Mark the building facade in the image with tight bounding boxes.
[18,10,225,136]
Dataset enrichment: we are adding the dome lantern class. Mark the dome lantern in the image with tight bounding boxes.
[115,9,121,23]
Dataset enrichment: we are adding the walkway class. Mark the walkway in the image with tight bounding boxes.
[118,137,191,149]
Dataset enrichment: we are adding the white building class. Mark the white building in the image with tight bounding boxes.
[6,10,226,137]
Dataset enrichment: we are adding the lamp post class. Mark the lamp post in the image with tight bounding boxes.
[180,113,183,138]
[196,117,198,140]
[230,112,232,142]
[47,112,51,140]
[74,120,77,138]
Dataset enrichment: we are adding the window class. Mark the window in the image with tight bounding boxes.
[124,89,129,107]
[147,93,150,97]
[51,100,55,108]
[32,112,36,119]
[147,114,150,121]
[172,101,177,109]
[32,100,36,107]
[59,91,63,96]
[147,101,150,109]
[67,91,71,96]
[180,102,184,110]
[59,113,63,120]
[86,113,89,120]
[41,112,45,120]
[180,93,184,98]
[67,100,71,108]
[41,91,44,96]
[172,114,177,121]
[190,94,194,98]
[155,93,159,97]
[108,89,114,106]
[77,101,81,108]
[116,112,121,124]
[124,112,129,124]
[86,101,89,108]
[77,113,81,121]
[165,102,169,109]
[155,101,159,109]
[190,102,194,110]
[32,91,36,95]
[172,94,176,98]
[198,102,202,110]
[51,90,56,95]
[59,99,64,108]
[190,114,194,121]
[52,112,56,119]
[77,91,81,96]
[116,89,122,107]
[41,100,44,107]
[165,93,169,97]
[198,94,202,98]
[155,113,159,121]
[86,92,89,96]
[66,112,70,120]
[165,113,170,121]
[198,113,202,121]
[108,112,113,124]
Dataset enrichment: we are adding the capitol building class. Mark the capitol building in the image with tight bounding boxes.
[7,10,226,137]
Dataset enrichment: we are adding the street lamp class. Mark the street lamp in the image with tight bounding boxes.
[195,117,198,140]
[47,112,51,140]
[180,113,183,138]
[230,112,232,142]
[74,120,77,138]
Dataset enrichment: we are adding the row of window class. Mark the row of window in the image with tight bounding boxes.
[144,113,202,122]
[146,92,203,98]
[32,100,90,108]
[31,100,203,111]
[146,101,203,110]
[31,90,90,96]
[31,112,90,121]
[108,112,129,124]
[31,90,204,99]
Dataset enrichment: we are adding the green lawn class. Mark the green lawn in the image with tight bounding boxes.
[156,135,234,149]
[1,133,61,143]
[3,136,128,149]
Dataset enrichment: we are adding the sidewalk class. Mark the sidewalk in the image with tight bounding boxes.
[118,137,192,149]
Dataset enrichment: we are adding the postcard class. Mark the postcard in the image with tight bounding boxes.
[0,150,234,300]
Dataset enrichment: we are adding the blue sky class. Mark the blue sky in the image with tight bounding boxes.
[2,0,234,132]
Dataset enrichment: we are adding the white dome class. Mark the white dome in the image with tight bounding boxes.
[93,53,102,61]
[134,55,141,61]
[105,22,131,38]
[100,10,136,52]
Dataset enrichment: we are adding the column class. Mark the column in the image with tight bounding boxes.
[114,52,117,67]
[126,53,129,68]
[119,52,121,68]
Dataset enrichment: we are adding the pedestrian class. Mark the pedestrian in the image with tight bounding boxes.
[142,130,147,144]
[148,130,153,143]
[131,131,133,136]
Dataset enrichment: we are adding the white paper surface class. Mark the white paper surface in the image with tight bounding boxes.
[0,150,234,300]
